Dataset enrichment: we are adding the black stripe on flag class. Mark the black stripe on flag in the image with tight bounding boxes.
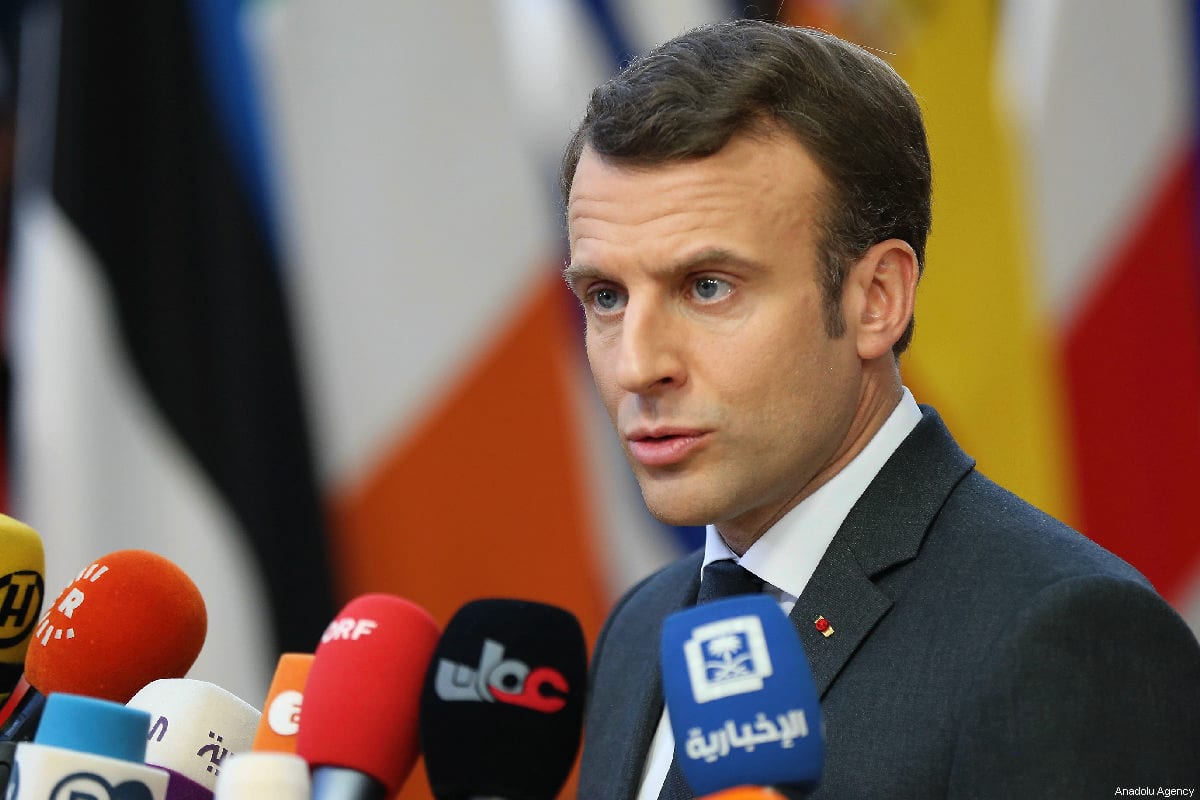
[46,0,335,654]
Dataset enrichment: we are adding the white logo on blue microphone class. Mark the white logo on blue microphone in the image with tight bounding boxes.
[683,615,773,703]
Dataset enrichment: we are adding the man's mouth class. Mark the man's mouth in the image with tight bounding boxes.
[625,429,709,467]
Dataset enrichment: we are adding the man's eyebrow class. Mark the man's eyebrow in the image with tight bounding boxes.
[646,248,768,282]
[673,248,765,274]
[562,263,602,293]
[563,249,763,292]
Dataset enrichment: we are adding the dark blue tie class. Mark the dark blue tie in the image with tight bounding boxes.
[657,560,764,800]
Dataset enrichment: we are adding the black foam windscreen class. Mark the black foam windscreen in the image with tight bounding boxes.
[419,599,587,800]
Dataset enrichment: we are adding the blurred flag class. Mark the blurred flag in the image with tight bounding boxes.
[998,0,1200,628]
[253,0,612,650]
[7,0,336,703]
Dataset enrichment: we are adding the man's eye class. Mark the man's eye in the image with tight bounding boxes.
[588,286,626,313]
[693,277,732,302]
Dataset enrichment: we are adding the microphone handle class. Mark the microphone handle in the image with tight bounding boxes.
[0,686,45,743]
[310,766,388,800]
[0,662,24,705]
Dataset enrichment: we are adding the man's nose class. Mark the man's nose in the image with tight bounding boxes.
[615,300,685,394]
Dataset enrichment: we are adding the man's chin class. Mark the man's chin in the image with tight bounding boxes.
[647,510,709,528]
[639,494,715,528]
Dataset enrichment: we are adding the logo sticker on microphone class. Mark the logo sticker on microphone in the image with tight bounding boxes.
[321,616,378,642]
[267,689,303,736]
[684,615,773,703]
[197,730,232,776]
[33,560,110,647]
[434,639,569,713]
[0,570,43,648]
[48,771,154,800]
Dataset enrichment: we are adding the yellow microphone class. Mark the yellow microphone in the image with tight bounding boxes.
[0,514,45,706]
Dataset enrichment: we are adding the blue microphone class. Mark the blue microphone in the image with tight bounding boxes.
[660,595,823,796]
[8,693,169,799]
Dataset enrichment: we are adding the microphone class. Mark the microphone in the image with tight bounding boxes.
[660,595,823,796]
[0,515,45,708]
[419,598,586,800]
[127,678,261,798]
[0,549,207,743]
[251,652,313,753]
[213,751,310,799]
[7,692,169,799]
[698,788,795,800]
[295,593,440,800]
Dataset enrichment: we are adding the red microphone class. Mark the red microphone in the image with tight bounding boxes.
[0,549,207,742]
[295,594,440,800]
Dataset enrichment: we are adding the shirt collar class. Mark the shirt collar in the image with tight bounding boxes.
[703,387,923,601]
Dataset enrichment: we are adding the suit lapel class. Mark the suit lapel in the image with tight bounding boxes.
[790,406,975,697]
[609,656,663,799]
[791,544,892,696]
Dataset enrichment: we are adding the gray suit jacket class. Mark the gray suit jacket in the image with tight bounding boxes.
[578,407,1200,798]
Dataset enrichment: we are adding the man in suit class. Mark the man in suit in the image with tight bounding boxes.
[560,19,1200,799]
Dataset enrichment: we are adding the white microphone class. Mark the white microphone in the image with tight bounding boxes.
[127,678,260,798]
[213,752,310,799]
[8,693,169,799]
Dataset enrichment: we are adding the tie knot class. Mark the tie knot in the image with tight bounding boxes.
[696,560,763,604]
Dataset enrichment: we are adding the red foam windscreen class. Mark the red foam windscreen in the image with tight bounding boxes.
[296,593,440,792]
[25,549,207,702]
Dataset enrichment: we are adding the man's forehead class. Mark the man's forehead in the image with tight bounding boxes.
[566,147,661,206]
[568,119,817,187]
[566,136,827,253]
[570,132,824,199]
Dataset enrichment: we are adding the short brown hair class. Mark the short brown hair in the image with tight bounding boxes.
[561,19,931,355]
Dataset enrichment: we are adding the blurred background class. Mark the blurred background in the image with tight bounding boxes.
[0,0,1195,796]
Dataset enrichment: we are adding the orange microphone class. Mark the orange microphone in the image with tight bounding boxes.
[0,549,207,742]
[252,652,314,753]
[699,787,796,800]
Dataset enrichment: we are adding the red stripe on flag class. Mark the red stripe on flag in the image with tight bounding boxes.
[1062,147,1200,603]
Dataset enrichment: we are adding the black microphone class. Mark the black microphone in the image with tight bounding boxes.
[419,598,587,800]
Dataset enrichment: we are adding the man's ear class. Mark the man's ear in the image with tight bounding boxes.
[844,238,918,360]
